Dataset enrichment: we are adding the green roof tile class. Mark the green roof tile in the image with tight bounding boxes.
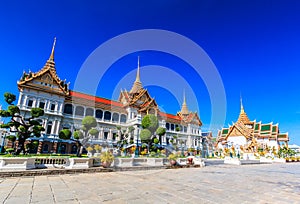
[261,124,271,131]
[222,129,229,134]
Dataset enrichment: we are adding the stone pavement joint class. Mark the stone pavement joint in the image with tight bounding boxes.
[0,163,300,203]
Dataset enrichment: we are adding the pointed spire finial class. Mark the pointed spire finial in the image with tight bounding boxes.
[181,89,189,115]
[183,89,187,105]
[49,37,56,61]
[136,56,141,82]
[130,56,143,93]
[240,94,244,113]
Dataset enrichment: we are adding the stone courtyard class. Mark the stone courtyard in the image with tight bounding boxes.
[0,163,299,203]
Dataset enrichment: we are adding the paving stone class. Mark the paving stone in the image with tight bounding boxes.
[0,163,300,203]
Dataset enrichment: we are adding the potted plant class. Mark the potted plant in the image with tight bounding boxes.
[94,144,102,157]
[168,153,178,166]
[100,151,114,168]
[86,146,93,158]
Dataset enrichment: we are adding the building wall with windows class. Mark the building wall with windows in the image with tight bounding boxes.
[14,40,209,154]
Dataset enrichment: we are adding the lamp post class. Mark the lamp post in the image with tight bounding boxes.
[0,131,7,153]
[135,126,140,157]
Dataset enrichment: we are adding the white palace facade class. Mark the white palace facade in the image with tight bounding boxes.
[15,39,211,155]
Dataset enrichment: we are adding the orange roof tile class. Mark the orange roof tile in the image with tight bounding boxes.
[159,112,181,120]
[70,91,123,107]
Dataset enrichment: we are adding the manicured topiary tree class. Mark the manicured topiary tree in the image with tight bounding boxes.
[142,114,158,133]
[0,92,45,155]
[59,129,72,140]
[76,116,98,156]
[156,127,166,146]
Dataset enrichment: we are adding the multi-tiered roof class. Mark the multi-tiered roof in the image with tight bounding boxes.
[217,99,289,145]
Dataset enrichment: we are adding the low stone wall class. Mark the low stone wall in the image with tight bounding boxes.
[0,158,36,170]
[66,158,93,169]
[133,158,147,166]
[0,156,205,170]
[114,158,133,167]
[0,157,94,170]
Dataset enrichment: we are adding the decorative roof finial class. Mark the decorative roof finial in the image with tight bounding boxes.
[237,96,251,124]
[49,37,56,61]
[183,89,187,105]
[136,56,141,82]
[240,94,244,113]
[130,56,143,93]
[181,89,189,115]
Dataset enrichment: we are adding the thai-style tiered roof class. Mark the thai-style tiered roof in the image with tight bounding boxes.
[217,100,289,144]
[176,92,202,126]
[17,38,70,96]
[236,98,252,125]
[118,58,202,126]
[129,56,143,94]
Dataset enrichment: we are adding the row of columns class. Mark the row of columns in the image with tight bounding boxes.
[19,93,63,114]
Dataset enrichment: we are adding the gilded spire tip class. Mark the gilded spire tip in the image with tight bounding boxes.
[49,37,56,61]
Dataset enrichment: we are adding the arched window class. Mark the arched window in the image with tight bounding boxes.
[86,108,94,116]
[96,109,103,119]
[64,104,73,114]
[75,106,84,116]
[166,123,170,130]
[104,132,108,140]
[104,111,111,121]
[171,124,174,131]
[71,145,77,154]
[112,113,119,123]
[60,144,66,154]
[46,121,52,135]
[112,133,117,141]
[120,114,127,123]
[42,144,49,153]
[27,99,34,107]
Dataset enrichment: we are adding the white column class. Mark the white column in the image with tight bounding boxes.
[43,119,48,134]
[36,98,40,108]
[46,100,50,110]
[58,103,63,113]
[18,93,23,106]
[55,120,61,135]
[109,129,112,140]
[23,95,28,107]
[100,128,104,140]
[51,120,56,135]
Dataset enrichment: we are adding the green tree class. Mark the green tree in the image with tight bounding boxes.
[73,130,83,140]
[141,114,160,153]
[0,93,45,155]
[59,129,72,140]
[77,116,98,156]
[156,127,166,146]
[141,114,158,134]
[140,129,151,150]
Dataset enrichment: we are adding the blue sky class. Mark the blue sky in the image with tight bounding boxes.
[0,0,299,144]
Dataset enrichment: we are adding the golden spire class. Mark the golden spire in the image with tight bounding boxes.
[180,90,189,115]
[240,96,245,113]
[237,97,251,124]
[130,56,143,93]
[49,37,56,62]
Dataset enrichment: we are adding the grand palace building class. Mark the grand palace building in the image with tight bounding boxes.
[14,39,211,155]
[216,100,289,153]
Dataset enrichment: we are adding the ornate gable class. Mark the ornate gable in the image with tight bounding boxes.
[180,112,202,126]
[17,38,70,96]
[225,122,252,140]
